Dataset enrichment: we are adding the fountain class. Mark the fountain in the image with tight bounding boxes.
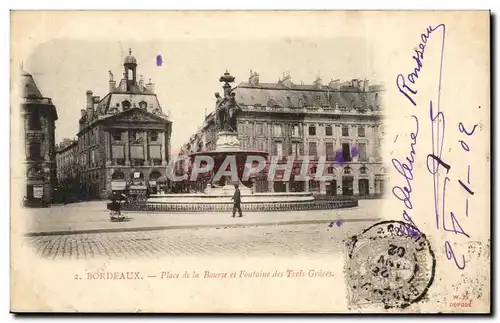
[123,71,358,213]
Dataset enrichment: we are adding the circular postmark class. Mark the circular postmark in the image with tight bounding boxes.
[345,220,436,309]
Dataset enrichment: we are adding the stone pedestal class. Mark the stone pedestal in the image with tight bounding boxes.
[216,131,240,152]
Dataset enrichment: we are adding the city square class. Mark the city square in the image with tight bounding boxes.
[25,200,382,260]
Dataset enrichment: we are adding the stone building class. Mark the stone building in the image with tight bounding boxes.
[55,138,80,202]
[21,70,58,206]
[183,70,387,197]
[76,49,172,199]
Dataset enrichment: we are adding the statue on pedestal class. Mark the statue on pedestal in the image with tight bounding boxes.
[214,71,241,133]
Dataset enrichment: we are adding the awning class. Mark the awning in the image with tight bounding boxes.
[150,145,161,159]
[112,145,124,159]
[130,145,144,159]
[111,181,127,190]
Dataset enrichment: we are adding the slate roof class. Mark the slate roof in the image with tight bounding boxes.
[232,82,381,109]
[21,71,43,98]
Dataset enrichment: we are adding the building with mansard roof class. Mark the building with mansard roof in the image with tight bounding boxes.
[73,49,172,199]
[21,69,58,206]
[183,70,387,197]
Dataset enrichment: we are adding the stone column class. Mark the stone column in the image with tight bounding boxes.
[161,131,167,166]
[353,175,359,196]
[124,130,130,166]
[304,179,310,192]
[268,181,274,192]
[337,176,343,195]
[105,131,111,166]
[375,179,381,194]
[143,130,149,166]
[369,175,375,196]
[285,182,290,193]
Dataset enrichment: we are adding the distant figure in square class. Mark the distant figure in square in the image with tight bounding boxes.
[231,184,243,217]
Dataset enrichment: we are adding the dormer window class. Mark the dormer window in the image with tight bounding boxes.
[139,101,147,110]
[122,100,131,110]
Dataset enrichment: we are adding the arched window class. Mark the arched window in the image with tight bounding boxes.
[149,170,162,181]
[112,171,125,180]
[360,166,368,175]
[343,167,352,175]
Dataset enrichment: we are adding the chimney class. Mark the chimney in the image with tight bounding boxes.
[146,78,155,93]
[364,79,370,92]
[86,90,94,120]
[139,75,144,89]
[108,70,116,92]
[81,109,87,118]
[249,70,259,86]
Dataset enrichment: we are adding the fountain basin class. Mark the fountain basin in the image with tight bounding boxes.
[122,191,358,213]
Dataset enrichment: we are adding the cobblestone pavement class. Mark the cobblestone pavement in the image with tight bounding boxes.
[27,221,372,260]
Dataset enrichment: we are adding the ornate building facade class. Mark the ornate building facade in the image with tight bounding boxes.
[183,71,386,197]
[21,70,58,206]
[75,49,172,199]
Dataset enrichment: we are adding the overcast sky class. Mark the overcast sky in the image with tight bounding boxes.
[25,37,377,152]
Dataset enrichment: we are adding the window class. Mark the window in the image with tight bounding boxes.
[358,127,365,137]
[132,159,144,167]
[28,142,41,160]
[28,110,41,130]
[325,142,335,161]
[273,124,282,137]
[139,101,147,109]
[129,131,141,143]
[325,126,333,136]
[344,167,352,174]
[112,130,122,141]
[128,69,133,80]
[257,124,263,136]
[342,143,351,162]
[291,143,300,157]
[342,126,349,137]
[150,131,159,142]
[310,167,317,174]
[151,159,162,166]
[359,143,368,161]
[276,142,283,160]
[360,166,367,174]
[309,141,318,157]
[122,100,131,110]
[327,167,335,174]
[308,126,316,136]
[292,125,300,137]
[271,142,277,156]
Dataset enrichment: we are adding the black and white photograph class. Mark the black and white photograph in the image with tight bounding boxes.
[10,10,490,313]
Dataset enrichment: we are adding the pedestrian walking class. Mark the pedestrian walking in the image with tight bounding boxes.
[231,184,243,217]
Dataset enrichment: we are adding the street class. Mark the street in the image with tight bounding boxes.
[27,221,372,260]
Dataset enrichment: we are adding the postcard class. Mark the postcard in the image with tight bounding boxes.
[10,10,490,313]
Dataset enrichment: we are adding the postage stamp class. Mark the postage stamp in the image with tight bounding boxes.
[345,220,436,309]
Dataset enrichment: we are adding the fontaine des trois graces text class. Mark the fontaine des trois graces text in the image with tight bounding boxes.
[81,268,336,280]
